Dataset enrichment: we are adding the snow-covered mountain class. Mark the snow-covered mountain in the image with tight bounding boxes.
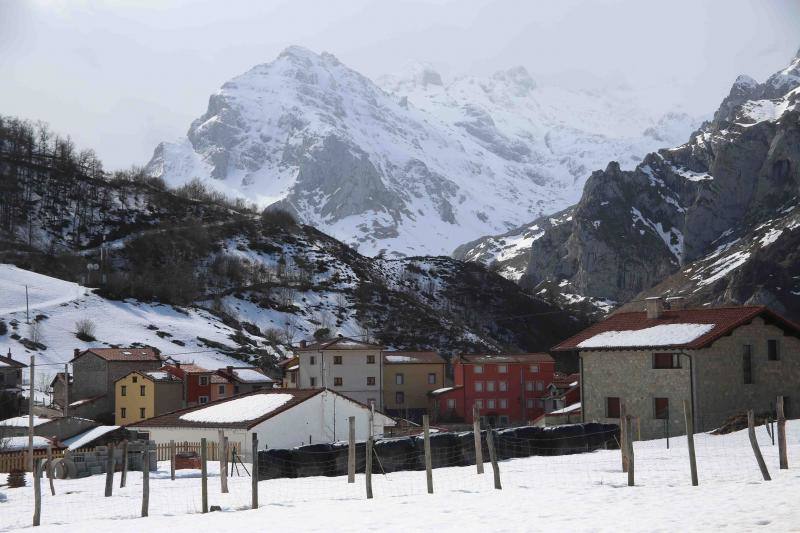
[146,46,698,257]
[458,48,800,320]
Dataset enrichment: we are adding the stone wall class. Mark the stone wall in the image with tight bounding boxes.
[66,440,156,478]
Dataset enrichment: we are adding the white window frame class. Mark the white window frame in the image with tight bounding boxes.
[499,381,508,392]
[526,398,534,409]
[474,365,484,374]
[529,364,539,373]
[446,398,456,409]
[499,399,508,409]
[427,373,436,384]
[475,399,484,409]
[487,399,496,409]
[199,396,209,405]
[395,373,404,385]
[199,376,209,386]
[474,381,483,392]
[487,381,496,392]
[498,365,508,374]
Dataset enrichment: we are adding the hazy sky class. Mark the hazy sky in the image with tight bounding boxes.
[1,0,798,170]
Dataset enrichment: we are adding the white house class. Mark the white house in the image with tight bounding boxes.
[128,388,395,459]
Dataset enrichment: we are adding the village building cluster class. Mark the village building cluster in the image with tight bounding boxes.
[2,298,798,458]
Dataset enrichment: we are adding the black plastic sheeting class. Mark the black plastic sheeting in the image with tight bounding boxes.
[257,423,619,481]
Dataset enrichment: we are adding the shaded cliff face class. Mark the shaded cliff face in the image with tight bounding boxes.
[458,49,800,319]
[146,47,697,258]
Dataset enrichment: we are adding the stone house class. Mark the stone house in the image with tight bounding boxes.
[382,351,446,422]
[553,299,800,440]
[0,350,26,393]
[114,370,184,425]
[70,347,163,421]
[278,356,299,389]
[0,415,97,442]
[50,372,73,409]
[295,337,385,410]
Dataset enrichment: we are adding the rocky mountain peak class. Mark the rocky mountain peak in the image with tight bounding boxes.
[492,66,536,94]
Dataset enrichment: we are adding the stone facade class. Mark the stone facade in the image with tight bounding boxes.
[581,316,800,440]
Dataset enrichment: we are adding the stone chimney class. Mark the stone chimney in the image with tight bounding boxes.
[73,348,80,358]
[645,297,664,319]
[175,361,181,368]
[226,365,234,376]
[6,348,11,360]
[299,340,307,349]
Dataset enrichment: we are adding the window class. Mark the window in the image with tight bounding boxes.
[498,365,508,374]
[396,391,405,404]
[538,399,546,409]
[310,377,317,387]
[499,399,508,409]
[120,407,127,418]
[487,399,496,409]
[218,385,226,394]
[334,355,343,365]
[606,397,621,418]
[526,398,535,409]
[132,376,138,383]
[234,385,240,394]
[427,373,436,385]
[139,407,146,418]
[309,356,316,365]
[367,376,376,386]
[653,353,681,369]
[525,381,534,392]
[475,399,484,409]
[654,397,669,419]
[529,364,539,373]
[499,415,509,425]
[474,381,483,392]
[486,381,496,392]
[743,345,753,384]
[140,385,146,396]
[366,355,376,364]
[334,377,343,386]
[499,381,508,392]
[768,340,780,361]
[290,373,296,384]
[395,373,404,385]
[121,385,127,397]
[199,396,209,404]
[0,375,4,384]
[536,381,544,392]
[474,365,483,374]
[446,398,456,409]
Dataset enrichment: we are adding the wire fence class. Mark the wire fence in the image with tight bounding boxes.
[0,410,794,531]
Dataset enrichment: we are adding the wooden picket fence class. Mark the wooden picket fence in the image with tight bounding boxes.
[0,449,67,473]
[155,441,240,462]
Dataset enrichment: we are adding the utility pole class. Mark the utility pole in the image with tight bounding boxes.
[28,355,35,471]
[63,363,70,418]
[25,285,30,324]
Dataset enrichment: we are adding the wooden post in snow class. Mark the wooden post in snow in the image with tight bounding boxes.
[169,440,176,481]
[747,410,771,481]
[141,450,150,517]
[120,439,129,488]
[626,415,635,487]
[218,430,228,493]
[251,433,259,509]
[200,438,208,513]
[683,400,698,486]
[46,444,55,496]
[777,396,788,470]
[366,409,374,499]
[104,443,115,497]
[619,402,628,473]
[473,404,484,474]
[486,428,501,490]
[28,355,35,472]
[33,458,42,527]
[348,416,356,483]
[423,414,433,494]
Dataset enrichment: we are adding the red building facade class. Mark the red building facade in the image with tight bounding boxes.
[163,363,214,407]
[431,353,556,426]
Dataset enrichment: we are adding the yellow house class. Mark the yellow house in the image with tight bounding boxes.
[115,370,184,425]
[382,352,447,422]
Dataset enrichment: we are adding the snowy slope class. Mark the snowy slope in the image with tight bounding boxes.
[147,47,698,257]
[2,421,799,531]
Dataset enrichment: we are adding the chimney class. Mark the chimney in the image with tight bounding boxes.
[666,296,686,310]
[227,365,234,376]
[175,361,181,369]
[299,340,307,349]
[73,348,79,358]
[645,297,664,319]
[7,348,11,360]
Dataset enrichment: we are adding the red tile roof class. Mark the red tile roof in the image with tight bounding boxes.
[553,305,800,351]
[459,353,554,364]
[0,354,27,368]
[73,347,160,362]
[165,363,210,374]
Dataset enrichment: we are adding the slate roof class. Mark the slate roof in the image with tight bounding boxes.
[383,351,446,365]
[459,353,554,364]
[0,353,27,369]
[553,305,800,351]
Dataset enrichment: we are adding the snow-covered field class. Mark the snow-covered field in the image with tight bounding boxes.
[2,421,798,531]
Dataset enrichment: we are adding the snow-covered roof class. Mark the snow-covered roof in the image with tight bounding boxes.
[429,387,458,396]
[383,352,444,364]
[1,436,53,451]
[576,324,715,349]
[548,402,581,415]
[180,394,294,424]
[0,416,51,428]
[232,368,273,383]
[286,365,298,371]
[62,426,121,450]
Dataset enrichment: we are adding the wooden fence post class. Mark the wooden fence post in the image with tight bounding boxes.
[200,438,208,513]
[683,400,698,486]
[28,355,35,472]
[348,416,356,483]
[169,440,176,481]
[120,440,129,488]
[747,410,771,481]
[251,433,259,509]
[626,415,635,487]
[366,409,374,499]
[619,402,628,473]
[218,430,228,493]
[473,404,484,474]
[104,444,115,497]
[33,458,42,527]
[46,444,55,496]
[141,450,149,518]
[777,396,788,470]
[423,414,433,494]
[486,428,501,490]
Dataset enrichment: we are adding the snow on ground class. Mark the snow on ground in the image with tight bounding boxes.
[577,323,715,348]
[178,393,293,423]
[0,265,257,386]
[2,421,799,531]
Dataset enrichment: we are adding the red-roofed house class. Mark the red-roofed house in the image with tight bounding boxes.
[553,298,800,439]
[430,353,555,426]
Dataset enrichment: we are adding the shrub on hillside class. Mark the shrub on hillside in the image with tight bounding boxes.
[75,319,96,341]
